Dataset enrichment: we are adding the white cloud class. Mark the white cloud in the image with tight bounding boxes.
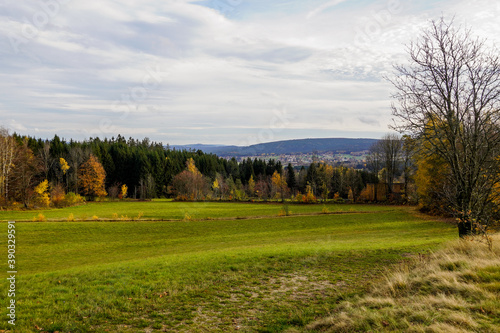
[0,0,498,144]
[306,0,350,19]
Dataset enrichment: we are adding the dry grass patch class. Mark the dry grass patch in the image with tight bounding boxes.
[304,234,500,332]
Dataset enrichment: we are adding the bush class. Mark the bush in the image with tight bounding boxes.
[303,191,317,204]
[278,203,292,216]
[51,184,66,207]
[33,213,46,222]
[62,192,85,207]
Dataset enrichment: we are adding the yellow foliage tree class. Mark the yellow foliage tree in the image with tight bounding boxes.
[271,171,288,202]
[304,184,317,203]
[59,158,70,175]
[414,150,449,214]
[247,175,255,197]
[34,179,51,207]
[120,184,128,199]
[78,155,107,199]
[212,178,220,199]
[186,158,200,175]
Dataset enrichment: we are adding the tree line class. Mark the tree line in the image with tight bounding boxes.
[0,131,383,207]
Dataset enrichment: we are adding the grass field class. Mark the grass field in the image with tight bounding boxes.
[0,201,457,332]
[0,199,393,222]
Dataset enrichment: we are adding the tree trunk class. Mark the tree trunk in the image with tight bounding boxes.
[457,221,472,238]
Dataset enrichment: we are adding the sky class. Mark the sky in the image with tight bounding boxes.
[0,0,499,145]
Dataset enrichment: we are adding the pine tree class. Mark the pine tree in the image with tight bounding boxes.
[286,163,296,195]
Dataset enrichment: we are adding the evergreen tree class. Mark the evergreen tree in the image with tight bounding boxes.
[286,163,296,194]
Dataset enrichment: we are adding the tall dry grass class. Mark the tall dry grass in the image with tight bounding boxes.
[304,234,500,332]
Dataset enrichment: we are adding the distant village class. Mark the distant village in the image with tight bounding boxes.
[223,150,370,168]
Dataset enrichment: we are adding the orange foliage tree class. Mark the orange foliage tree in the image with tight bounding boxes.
[78,154,107,199]
[172,158,208,200]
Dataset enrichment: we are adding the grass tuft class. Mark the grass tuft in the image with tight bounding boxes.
[305,234,500,332]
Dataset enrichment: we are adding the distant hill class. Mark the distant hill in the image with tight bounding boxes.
[170,138,377,157]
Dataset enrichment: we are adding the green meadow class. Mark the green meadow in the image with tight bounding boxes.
[0,202,456,332]
[0,199,390,222]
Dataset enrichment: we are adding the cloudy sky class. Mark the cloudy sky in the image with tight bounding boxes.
[1,0,499,145]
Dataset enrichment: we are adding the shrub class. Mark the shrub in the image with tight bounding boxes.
[33,213,46,222]
[278,203,292,216]
[62,192,85,207]
[51,184,66,207]
[303,191,317,204]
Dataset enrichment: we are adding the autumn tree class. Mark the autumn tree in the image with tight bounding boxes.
[390,18,500,237]
[247,175,256,197]
[212,178,220,199]
[33,179,51,207]
[11,140,42,207]
[172,158,208,200]
[414,145,449,214]
[59,157,70,190]
[271,170,288,202]
[78,154,107,199]
[255,175,270,200]
[317,164,334,201]
[120,184,128,199]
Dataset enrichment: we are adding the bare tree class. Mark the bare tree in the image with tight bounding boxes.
[38,141,53,180]
[0,127,16,203]
[390,18,500,237]
[401,135,416,201]
[366,144,383,176]
[68,146,90,193]
[369,133,402,194]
